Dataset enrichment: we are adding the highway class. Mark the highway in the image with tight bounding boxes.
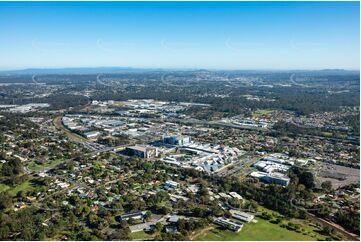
[96,74,112,87]
[31,75,39,85]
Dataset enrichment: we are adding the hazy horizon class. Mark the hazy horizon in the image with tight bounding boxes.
[0,66,360,73]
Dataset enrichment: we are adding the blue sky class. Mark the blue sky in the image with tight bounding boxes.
[0,1,359,70]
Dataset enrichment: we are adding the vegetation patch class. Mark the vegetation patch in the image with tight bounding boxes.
[0,183,10,192]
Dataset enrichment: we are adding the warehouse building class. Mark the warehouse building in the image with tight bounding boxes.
[250,171,290,186]
[83,131,101,139]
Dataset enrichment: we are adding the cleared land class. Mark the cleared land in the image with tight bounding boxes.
[316,162,360,188]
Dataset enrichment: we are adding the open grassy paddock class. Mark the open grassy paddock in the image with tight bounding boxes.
[27,158,65,172]
[195,206,348,241]
[196,217,324,241]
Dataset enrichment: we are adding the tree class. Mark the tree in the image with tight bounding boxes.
[144,211,152,221]
[300,171,315,189]
[159,206,171,215]
[0,226,10,240]
[110,225,131,240]
[322,226,334,235]
[224,210,232,218]
[0,192,12,210]
[228,197,241,208]
[321,181,332,192]
[335,210,360,234]
[155,222,164,232]
[0,159,23,177]
[87,213,99,228]
[244,200,258,212]
[290,167,315,189]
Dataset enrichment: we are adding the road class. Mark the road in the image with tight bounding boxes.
[289,73,310,88]
[31,75,39,85]
[96,74,112,87]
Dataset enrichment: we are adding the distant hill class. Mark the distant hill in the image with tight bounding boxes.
[0,67,358,75]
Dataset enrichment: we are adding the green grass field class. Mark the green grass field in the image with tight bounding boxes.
[28,159,64,172]
[195,218,320,241]
[7,181,34,197]
[0,180,34,196]
[252,109,274,118]
[28,162,44,172]
[130,231,154,240]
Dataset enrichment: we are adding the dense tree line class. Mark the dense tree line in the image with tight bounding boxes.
[335,210,360,234]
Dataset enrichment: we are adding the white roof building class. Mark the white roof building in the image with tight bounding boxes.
[230,210,254,223]
[229,192,243,200]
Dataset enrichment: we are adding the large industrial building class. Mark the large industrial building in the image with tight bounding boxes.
[250,171,290,186]
[83,131,101,139]
[254,160,290,173]
[163,135,192,146]
[125,145,158,159]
